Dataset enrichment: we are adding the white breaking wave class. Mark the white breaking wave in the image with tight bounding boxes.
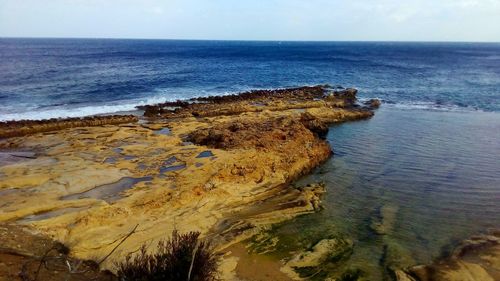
[355,97,483,112]
[1,88,484,122]
[382,100,482,112]
[0,95,175,121]
[0,87,253,121]
[1,104,138,121]
[0,85,296,121]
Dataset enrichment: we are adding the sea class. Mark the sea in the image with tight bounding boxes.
[1,39,499,120]
[1,39,499,280]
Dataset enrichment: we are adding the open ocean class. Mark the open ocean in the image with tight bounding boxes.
[0,39,499,120]
[1,39,499,279]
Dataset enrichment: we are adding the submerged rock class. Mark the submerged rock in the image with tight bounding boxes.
[394,270,419,281]
[286,238,353,268]
[210,183,327,250]
[398,231,500,281]
[370,204,399,235]
[382,239,416,279]
[281,238,353,279]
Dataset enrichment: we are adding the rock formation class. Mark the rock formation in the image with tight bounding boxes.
[281,238,354,280]
[0,85,375,279]
[397,231,500,281]
[365,98,382,108]
[0,115,138,139]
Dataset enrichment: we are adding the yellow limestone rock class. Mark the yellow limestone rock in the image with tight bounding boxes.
[0,86,374,274]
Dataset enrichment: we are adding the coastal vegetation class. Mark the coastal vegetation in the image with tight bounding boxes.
[116,230,219,281]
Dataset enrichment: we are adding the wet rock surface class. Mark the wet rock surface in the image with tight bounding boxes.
[0,85,375,278]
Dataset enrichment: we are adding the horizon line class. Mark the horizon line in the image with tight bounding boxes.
[1,36,500,44]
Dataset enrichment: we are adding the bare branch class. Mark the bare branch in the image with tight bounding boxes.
[98,224,139,266]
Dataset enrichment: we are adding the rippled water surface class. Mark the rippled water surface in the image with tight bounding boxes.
[1,38,499,279]
[1,39,499,120]
[268,108,500,280]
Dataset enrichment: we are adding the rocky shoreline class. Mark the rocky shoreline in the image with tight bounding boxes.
[0,86,498,280]
[0,85,376,280]
[0,115,139,139]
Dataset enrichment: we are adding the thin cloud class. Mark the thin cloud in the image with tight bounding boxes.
[0,0,499,41]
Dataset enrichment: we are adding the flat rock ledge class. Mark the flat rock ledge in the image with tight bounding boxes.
[0,85,375,280]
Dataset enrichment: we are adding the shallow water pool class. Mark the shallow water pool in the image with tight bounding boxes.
[265,107,500,280]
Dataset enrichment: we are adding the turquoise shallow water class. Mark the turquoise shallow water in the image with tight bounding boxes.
[267,107,500,280]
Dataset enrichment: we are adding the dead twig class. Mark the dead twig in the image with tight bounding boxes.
[19,245,60,281]
[10,154,37,159]
[98,224,139,266]
[187,240,201,281]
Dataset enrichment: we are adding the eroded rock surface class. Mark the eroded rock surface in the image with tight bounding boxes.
[0,86,374,276]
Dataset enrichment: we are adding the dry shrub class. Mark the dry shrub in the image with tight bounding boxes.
[116,230,219,281]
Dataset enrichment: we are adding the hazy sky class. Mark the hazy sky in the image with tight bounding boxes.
[1,0,500,41]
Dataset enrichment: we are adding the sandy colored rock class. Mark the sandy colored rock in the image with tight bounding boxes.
[0,86,374,276]
[281,238,353,280]
[398,231,500,281]
[285,239,353,268]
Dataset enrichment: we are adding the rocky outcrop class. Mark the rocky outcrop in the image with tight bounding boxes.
[139,86,326,117]
[333,88,358,103]
[299,112,329,138]
[323,88,358,105]
[0,85,376,277]
[188,116,330,152]
[0,115,138,138]
[365,98,382,108]
[140,86,365,118]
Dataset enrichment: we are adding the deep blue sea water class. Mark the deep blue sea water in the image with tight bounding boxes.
[1,39,500,120]
[1,39,499,280]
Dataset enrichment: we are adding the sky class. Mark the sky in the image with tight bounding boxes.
[1,0,500,42]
